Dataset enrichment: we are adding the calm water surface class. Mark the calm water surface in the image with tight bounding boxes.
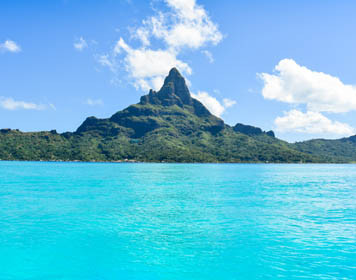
[0,162,355,279]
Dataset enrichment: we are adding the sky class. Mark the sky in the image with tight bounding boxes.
[1,0,356,142]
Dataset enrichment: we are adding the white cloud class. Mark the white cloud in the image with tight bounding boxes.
[275,110,355,136]
[191,91,235,117]
[202,50,214,63]
[223,98,236,108]
[148,0,223,50]
[96,54,117,73]
[0,40,21,53]
[99,0,222,92]
[114,38,191,91]
[260,59,356,139]
[259,59,356,113]
[132,28,150,47]
[86,98,103,106]
[0,97,46,110]
[74,37,88,51]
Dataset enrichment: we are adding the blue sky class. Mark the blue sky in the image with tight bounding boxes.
[1,0,356,142]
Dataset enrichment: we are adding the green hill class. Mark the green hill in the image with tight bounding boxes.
[294,136,356,163]
[0,68,354,163]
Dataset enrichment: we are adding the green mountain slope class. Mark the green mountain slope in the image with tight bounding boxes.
[294,136,356,163]
[0,68,352,163]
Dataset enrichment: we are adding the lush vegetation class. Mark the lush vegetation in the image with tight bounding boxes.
[294,136,356,163]
[0,68,355,163]
[0,126,318,163]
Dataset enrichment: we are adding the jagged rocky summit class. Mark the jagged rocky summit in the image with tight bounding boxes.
[1,68,356,163]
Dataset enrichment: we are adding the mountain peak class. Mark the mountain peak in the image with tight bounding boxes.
[140,67,192,106]
[167,67,182,78]
[161,67,191,104]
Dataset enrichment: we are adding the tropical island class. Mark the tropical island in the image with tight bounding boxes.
[1,68,356,163]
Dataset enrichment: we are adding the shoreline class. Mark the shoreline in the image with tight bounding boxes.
[0,159,354,164]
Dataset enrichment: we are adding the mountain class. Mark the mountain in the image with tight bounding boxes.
[76,68,225,139]
[0,68,354,163]
[294,136,356,163]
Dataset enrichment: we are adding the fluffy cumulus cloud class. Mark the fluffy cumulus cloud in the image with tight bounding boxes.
[275,110,355,136]
[74,37,88,51]
[0,40,21,53]
[114,38,191,91]
[191,91,236,117]
[139,0,223,50]
[99,0,222,91]
[260,59,356,138]
[0,97,46,110]
[259,59,356,113]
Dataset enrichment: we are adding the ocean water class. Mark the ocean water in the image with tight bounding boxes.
[0,162,355,280]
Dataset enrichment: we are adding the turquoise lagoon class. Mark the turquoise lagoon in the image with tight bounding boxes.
[0,162,355,279]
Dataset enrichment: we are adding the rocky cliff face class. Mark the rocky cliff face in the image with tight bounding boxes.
[138,68,212,117]
[140,68,193,106]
